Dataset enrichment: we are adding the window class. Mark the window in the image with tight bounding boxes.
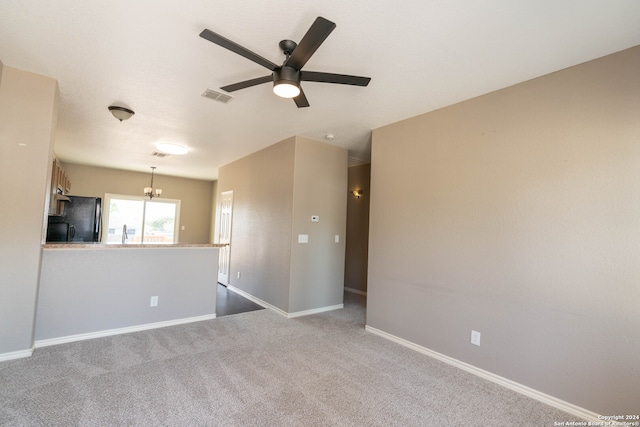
[102,193,181,244]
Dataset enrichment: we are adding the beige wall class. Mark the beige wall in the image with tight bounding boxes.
[344,163,371,293]
[218,136,347,314]
[367,46,640,415]
[0,64,58,356]
[218,137,296,311]
[60,162,214,244]
[209,180,218,243]
[289,137,347,312]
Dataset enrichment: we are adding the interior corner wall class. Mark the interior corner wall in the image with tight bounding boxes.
[209,180,218,244]
[60,163,214,244]
[218,138,296,312]
[0,65,58,356]
[289,137,347,313]
[367,46,640,415]
[344,163,371,293]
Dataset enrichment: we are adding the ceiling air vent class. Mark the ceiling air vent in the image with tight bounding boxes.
[152,152,171,158]
[202,88,233,103]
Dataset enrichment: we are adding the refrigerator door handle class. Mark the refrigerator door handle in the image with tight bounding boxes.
[69,224,76,241]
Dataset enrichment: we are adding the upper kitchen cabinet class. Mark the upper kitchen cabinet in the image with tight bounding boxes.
[48,159,71,215]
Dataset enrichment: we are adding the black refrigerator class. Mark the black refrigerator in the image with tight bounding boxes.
[47,196,102,243]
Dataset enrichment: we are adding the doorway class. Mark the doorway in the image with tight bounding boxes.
[344,164,370,295]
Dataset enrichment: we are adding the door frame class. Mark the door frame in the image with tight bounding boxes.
[216,190,233,285]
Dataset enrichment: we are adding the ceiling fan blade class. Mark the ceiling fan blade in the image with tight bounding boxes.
[301,71,371,86]
[200,29,278,71]
[220,75,273,92]
[294,89,310,108]
[300,71,371,86]
[285,17,336,70]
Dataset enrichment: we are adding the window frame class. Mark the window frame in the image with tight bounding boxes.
[102,193,181,244]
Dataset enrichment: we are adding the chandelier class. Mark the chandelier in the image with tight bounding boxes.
[144,167,162,199]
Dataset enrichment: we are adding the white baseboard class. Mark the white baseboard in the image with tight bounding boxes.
[34,314,217,348]
[227,285,343,318]
[344,287,367,296]
[364,325,601,423]
[0,348,34,362]
[287,304,344,318]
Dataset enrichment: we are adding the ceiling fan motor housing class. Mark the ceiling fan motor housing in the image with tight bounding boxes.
[273,66,300,86]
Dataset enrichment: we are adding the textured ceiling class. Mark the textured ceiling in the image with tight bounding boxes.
[1,1,640,180]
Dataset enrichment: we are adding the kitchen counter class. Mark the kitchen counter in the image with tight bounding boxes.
[43,243,227,249]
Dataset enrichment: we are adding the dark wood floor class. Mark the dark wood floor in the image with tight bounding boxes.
[216,283,265,317]
[216,284,367,317]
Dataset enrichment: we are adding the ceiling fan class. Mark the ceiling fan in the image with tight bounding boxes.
[199,16,371,108]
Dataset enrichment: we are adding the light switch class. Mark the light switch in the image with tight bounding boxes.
[298,234,309,243]
[334,234,340,243]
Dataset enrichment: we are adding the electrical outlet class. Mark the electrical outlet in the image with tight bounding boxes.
[150,296,158,307]
[471,330,481,346]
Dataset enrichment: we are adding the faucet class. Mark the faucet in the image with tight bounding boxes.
[122,224,128,244]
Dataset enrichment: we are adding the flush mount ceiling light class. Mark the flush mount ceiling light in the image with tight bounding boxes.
[272,66,301,98]
[156,143,188,155]
[108,105,135,122]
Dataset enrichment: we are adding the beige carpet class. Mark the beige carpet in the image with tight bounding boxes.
[0,293,582,426]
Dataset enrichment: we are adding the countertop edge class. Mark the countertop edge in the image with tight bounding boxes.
[42,243,227,250]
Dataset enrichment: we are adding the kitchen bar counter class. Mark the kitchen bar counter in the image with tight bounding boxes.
[35,244,219,346]
[43,243,226,249]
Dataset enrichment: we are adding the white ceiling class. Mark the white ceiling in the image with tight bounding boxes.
[2,1,640,180]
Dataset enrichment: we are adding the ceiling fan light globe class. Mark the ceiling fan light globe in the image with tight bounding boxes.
[273,82,300,98]
[273,66,301,98]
